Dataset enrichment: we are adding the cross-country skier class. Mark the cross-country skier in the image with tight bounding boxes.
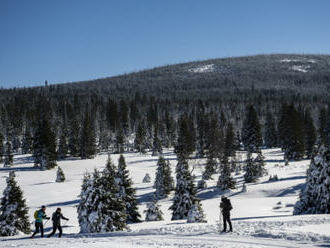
[220,196,233,232]
[31,205,50,238]
[47,208,69,238]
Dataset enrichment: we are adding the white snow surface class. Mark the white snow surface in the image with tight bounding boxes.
[189,64,215,73]
[0,148,330,247]
[291,65,310,73]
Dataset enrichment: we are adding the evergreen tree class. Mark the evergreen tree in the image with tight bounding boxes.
[3,141,13,167]
[33,118,57,170]
[318,107,327,145]
[170,157,200,220]
[264,111,277,148]
[202,157,217,180]
[175,115,196,159]
[117,155,141,223]
[206,115,224,159]
[68,116,80,157]
[56,166,65,182]
[0,133,3,163]
[224,122,236,158]
[152,125,162,156]
[217,158,236,190]
[294,145,330,214]
[304,109,316,159]
[80,110,97,159]
[187,202,206,223]
[145,199,163,221]
[244,151,267,183]
[134,120,147,153]
[0,173,30,236]
[77,167,127,233]
[241,105,262,152]
[154,157,174,199]
[21,129,33,154]
[58,129,69,159]
[142,173,151,183]
[115,127,125,154]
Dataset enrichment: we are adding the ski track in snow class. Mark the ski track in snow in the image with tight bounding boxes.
[1,148,330,247]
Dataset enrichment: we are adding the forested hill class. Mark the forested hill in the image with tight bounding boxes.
[0,54,329,167]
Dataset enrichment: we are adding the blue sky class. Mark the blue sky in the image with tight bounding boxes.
[1,0,329,88]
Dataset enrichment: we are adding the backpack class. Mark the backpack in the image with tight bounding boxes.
[34,210,39,219]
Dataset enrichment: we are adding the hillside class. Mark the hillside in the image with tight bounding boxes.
[0,149,329,247]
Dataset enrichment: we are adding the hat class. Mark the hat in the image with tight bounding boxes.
[41,205,46,209]
[56,208,61,211]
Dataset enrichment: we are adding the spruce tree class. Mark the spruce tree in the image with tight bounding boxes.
[3,141,13,167]
[264,111,277,148]
[244,151,266,183]
[304,109,316,159]
[241,105,262,152]
[21,129,33,154]
[217,158,236,190]
[318,108,327,145]
[68,115,80,157]
[0,133,3,163]
[55,166,65,182]
[0,173,30,236]
[170,157,200,220]
[152,125,162,156]
[134,120,147,153]
[58,127,69,159]
[175,115,196,159]
[80,109,97,159]
[187,202,206,223]
[202,157,217,180]
[154,157,174,199]
[77,167,127,233]
[294,145,330,215]
[117,155,141,223]
[145,199,163,221]
[143,173,151,183]
[115,127,125,154]
[224,123,236,158]
[33,118,57,170]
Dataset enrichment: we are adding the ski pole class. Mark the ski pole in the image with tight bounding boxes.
[44,219,49,227]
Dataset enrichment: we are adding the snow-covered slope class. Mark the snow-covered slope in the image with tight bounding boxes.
[0,149,329,247]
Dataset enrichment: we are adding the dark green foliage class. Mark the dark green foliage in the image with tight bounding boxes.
[0,133,3,162]
[134,120,147,153]
[175,115,196,159]
[117,155,141,223]
[242,105,262,152]
[152,125,162,156]
[202,157,217,180]
[244,151,267,183]
[0,173,31,236]
[3,141,13,167]
[115,127,125,154]
[170,157,200,220]
[278,104,305,160]
[68,115,80,157]
[224,122,236,158]
[21,129,33,154]
[58,126,69,159]
[264,111,277,148]
[154,156,174,199]
[80,109,97,159]
[217,157,236,190]
[304,109,316,159]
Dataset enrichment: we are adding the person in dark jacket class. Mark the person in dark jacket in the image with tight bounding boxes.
[47,208,69,238]
[220,196,233,232]
[31,205,50,238]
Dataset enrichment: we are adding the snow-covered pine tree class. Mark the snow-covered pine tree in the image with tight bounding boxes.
[144,199,163,221]
[187,201,207,223]
[254,151,267,178]
[115,127,125,154]
[3,141,13,167]
[294,145,330,215]
[304,109,316,159]
[117,155,141,223]
[56,166,65,182]
[80,109,97,159]
[68,115,80,157]
[170,157,200,220]
[154,156,174,199]
[142,173,151,183]
[224,122,236,158]
[241,105,262,152]
[77,167,127,233]
[197,179,207,189]
[241,183,247,192]
[175,115,196,159]
[202,157,217,180]
[152,125,162,156]
[0,133,3,163]
[217,157,236,190]
[0,173,30,236]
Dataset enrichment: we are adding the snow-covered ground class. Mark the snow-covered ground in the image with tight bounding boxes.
[189,64,215,73]
[0,148,330,247]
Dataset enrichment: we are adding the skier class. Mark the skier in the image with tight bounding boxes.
[219,196,233,232]
[31,205,50,238]
[47,208,69,238]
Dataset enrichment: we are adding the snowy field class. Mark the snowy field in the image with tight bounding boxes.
[0,148,330,248]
